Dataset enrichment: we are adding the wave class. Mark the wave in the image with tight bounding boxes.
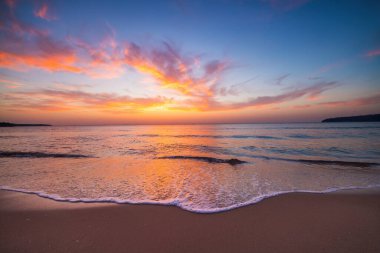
[150,144,379,167]
[160,146,379,167]
[1,184,380,214]
[288,134,320,139]
[264,125,380,130]
[139,134,282,140]
[243,153,379,167]
[295,159,379,167]
[157,156,247,165]
[137,133,374,140]
[0,151,92,158]
[239,145,379,162]
[325,147,352,154]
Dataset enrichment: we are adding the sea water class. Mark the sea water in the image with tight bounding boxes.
[0,123,379,213]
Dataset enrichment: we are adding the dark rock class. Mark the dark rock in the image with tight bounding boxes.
[157,156,247,165]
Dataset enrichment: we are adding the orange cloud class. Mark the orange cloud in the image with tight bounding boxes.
[1,1,231,91]
[0,6,80,72]
[0,89,170,113]
[0,79,348,119]
[123,42,229,98]
[0,51,80,73]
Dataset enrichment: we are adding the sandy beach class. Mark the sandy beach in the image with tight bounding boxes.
[1,189,379,253]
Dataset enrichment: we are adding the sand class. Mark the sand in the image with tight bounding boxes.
[1,189,380,253]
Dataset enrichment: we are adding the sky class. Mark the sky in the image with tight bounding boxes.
[0,0,379,125]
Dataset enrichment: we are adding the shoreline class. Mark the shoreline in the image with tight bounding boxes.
[1,189,380,253]
[1,185,380,213]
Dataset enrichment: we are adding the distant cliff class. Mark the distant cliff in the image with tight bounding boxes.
[322,114,380,123]
[0,122,51,127]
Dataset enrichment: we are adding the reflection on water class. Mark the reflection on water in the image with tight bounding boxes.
[0,123,380,212]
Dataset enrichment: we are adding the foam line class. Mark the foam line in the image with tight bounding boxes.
[1,184,380,214]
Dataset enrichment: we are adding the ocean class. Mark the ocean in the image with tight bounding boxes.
[0,123,379,213]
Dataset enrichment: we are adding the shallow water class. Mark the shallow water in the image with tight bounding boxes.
[0,123,380,213]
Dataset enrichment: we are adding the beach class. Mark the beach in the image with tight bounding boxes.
[1,189,379,253]
[1,0,380,252]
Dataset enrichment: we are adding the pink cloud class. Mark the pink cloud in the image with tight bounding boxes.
[184,81,338,111]
[365,49,380,57]
[308,60,349,80]
[293,104,312,109]
[293,93,380,109]
[318,62,344,74]
[34,2,56,21]
[244,81,336,106]
[5,0,16,9]
[0,78,23,89]
[318,94,380,107]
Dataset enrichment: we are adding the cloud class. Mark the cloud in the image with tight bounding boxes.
[0,3,230,87]
[123,41,229,98]
[293,104,312,109]
[0,89,170,112]
[308,60,349,80]
[5,0,16,9]
[0,28,80,73]
[0,1,343,115]
[0,0,235,113]
[275,74,289,85]
[0,78,24,89]
[365,48,380,58]
[67,35,126,79]
[0,4,122,77]
[292,93,380,110]
[0,80,340,113]
[0,6,79,72]
[318,93,380,107]
[34,2,56,21]
[177,81,338,111]
[239,81,336,107]
[0,52,80,73]
[52,82,93,91]
[318,61,345,74]
[34,3,48,19]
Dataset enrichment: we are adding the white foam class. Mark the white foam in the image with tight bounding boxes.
[2,184,380,214]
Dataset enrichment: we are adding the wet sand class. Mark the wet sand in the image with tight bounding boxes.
[1,189,379,253]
